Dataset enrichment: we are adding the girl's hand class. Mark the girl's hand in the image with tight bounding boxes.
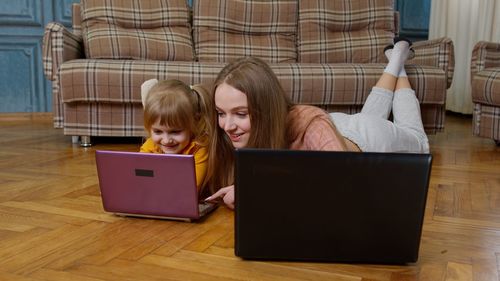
[205,185,235,209]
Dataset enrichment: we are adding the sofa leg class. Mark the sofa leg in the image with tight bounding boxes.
[495,140,500,146]
[80,136,92,147]
[71,136,80,144]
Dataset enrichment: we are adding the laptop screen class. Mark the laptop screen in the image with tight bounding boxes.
[234,149,432,263]
[95,150,201,219]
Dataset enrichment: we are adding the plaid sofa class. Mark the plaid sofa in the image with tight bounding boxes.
[471,41,500,144]
[42,0,455,145]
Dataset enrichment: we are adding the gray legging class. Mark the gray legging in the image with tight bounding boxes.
[330,87,429,153]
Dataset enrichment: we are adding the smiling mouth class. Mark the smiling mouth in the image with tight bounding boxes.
[162,144,178,150]
[229,133,244,142]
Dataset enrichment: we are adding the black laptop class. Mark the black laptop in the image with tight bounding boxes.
[234,149,432,264]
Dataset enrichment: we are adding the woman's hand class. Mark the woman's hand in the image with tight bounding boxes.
[205,185,235,209]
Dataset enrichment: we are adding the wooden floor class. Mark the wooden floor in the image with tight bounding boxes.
[0,112,499,281]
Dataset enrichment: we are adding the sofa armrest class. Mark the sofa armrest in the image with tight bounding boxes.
[471,41,500,75]
[42,22,84,81]
[412,37,455,89]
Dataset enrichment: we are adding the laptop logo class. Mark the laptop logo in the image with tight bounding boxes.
[135,169,154,177]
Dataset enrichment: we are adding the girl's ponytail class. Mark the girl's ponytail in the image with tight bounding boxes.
[191,84,214,147]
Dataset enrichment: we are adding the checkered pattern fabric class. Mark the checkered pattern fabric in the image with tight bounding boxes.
[473,104,500,142]
[193,0,298,63]
[81,0,194,61]
[471,41,500,142]
[72,4,82,36]
[472,68,500,105]
[43,22,84,127]
[57,59,447,136]
[59,60,224,136]
[412,37,455,88]
[43,23,83,81]
[41,1,455,138]
[298,0,395,63]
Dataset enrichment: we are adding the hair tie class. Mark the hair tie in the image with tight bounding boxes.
[141,79,159,107]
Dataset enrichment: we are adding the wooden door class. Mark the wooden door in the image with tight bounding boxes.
[0,0,79,113]
[395,0,431,41]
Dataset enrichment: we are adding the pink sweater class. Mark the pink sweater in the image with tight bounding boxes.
[287,105,347,151]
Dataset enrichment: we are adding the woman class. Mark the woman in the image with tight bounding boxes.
[205,38,428,209]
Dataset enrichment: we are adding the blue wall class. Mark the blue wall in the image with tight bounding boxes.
[0,0,79,113]
[395,0,431,41]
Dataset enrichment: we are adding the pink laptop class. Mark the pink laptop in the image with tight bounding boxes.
[95,150,217,222]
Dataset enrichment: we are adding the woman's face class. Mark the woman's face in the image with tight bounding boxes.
[214,82,251,148]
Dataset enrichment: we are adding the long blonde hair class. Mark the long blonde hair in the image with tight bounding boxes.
[206,57,293,192]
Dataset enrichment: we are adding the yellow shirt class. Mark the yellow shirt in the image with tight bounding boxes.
[140,138,208,190]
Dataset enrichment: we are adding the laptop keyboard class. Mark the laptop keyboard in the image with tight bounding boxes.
[198,202,215,215]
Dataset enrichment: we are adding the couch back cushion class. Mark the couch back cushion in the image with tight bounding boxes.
[193,0,298,63]
[298,0,395,63]
[81,0,194,61]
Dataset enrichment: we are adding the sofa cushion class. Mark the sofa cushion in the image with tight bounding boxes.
[81,0,194,61]
[58,60,445,106]
[57,59,447,135]
[298,0,395,63]
[58,59,447,135]
[193,0,298,63]
[472,68,500,106]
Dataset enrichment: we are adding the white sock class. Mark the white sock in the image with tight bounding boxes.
[384,44,409,78]
[383,40,410,77]
[399,66,407,77]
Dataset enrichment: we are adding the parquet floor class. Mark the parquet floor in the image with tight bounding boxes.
[0,112,499,281]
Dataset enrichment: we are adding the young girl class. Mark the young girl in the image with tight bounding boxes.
[205,38,429,208]
[140,79,213,193]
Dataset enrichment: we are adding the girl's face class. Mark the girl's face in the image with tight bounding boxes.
[215,82,251,148]
[150,119,191,154]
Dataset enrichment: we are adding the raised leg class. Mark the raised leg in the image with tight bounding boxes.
[360,39,413,120]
